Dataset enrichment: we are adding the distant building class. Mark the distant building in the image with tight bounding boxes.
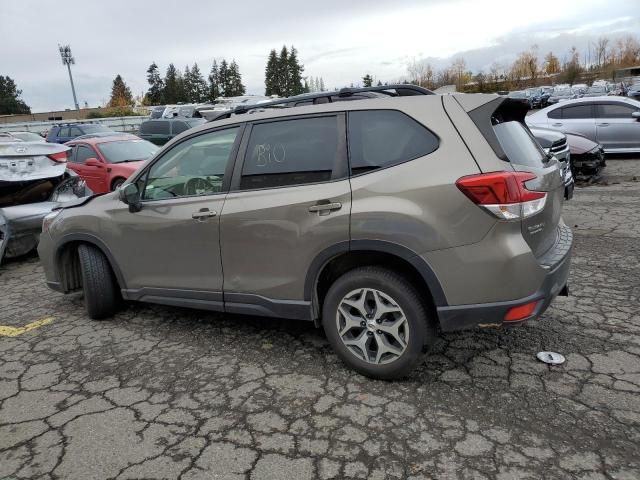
[614,66,640,84]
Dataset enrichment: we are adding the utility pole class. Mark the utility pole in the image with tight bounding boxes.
[59,44,80,110]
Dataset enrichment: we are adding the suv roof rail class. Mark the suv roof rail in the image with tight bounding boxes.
[208,84,434,122]
[52,121,98,127]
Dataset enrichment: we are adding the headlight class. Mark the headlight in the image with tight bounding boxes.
[42,209,63,233]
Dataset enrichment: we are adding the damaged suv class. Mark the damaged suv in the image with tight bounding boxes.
[38,91,572,379]
[0,139,90,262]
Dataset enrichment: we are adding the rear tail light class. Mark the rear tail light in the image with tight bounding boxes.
[504,300,539,322]
[456,171,546,220]
[47,151,68,163]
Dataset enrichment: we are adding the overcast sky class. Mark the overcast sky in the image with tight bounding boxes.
[1,0,638,112]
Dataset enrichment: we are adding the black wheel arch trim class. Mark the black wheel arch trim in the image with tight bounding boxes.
[304,239,449,316]
[55,233,127,290]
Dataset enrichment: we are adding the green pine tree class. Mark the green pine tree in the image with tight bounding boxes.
[183,65,193,102]
[0,75,31,114]
[145,62,164,105]
[287,46,304,96]
[362,74,373,87]
[227,60,246,96]
[208,60,220,101]
[190,63,208,103]
[277,46,289,96]
[264,49,279,96]
[218,59,229,97]
[163,64,179,103]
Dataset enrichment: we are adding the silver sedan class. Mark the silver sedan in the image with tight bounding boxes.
[526,96,640,153]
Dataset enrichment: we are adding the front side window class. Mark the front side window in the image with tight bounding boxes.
[70,127,83,137]
[239,116,339,190]
[171,121,190,135]
[348,110,439,174]
[596,103,637,119]
[143,127,239,200]
[561,105,592,119]
[75,145,97,163]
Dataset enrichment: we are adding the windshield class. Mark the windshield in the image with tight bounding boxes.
[509,91,526,98]
[97,139,159,163]
[82,124,113,133]
[493,121,546,168]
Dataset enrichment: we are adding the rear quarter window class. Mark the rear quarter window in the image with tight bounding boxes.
[493,122,546,168]
[348,110,439,174]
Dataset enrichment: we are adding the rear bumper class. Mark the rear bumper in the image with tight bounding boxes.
[437,225,572,332]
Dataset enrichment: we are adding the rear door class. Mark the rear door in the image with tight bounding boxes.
[554,103,596,139]
[594,101,640,151]
[220,114,350,315]
[494,121,565,258]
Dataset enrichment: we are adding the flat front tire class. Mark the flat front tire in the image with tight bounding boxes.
[78,244,121,320]
[322,267,437,380]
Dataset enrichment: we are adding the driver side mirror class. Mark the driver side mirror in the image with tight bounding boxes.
[632,111,640,120]
[119,183,142,212]
[84,157,102,167]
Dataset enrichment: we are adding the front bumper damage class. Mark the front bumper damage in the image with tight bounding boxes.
[0,173,91,263]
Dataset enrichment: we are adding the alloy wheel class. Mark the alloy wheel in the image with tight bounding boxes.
[336,288,410,365]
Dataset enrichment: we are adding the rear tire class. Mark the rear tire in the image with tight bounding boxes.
[322,267,437,380]
[78,244,121,320]
[111,178,125,191]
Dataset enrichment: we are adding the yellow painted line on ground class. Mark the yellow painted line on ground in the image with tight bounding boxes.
[0,317,54,337]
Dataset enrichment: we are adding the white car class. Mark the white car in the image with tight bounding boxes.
[526,96,640,153]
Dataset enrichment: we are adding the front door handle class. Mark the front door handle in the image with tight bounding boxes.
[552,122,563,127]
[192,208,217,220]
[308,202,342,213]
[596,122,609,127]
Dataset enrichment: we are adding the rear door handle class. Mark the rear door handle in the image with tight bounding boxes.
[552,122,563,127]
[192,208,217,219]
[596,122,609,126]
[308,202,342,213]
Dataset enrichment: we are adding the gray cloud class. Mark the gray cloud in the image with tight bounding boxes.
[0,0,637,111]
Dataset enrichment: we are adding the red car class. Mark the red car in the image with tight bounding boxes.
[65,134,158,193]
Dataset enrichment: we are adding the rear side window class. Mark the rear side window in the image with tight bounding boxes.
[596,103,637,118]
[348,110,439,174]
[172,121,190,135]
[493,122,546,168]
[240,116,338,190]
[548,108,562,119]
[58,127,71,138]
[561,105,592,119]
[141,121,170,135]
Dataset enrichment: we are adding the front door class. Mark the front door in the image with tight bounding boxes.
[105,126,243,306]
[220,114,350,318]
[72,144,107,193]
[595,102,640,151]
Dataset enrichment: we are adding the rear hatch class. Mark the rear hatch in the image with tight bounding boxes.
[458,96,565,260]
[493,121,565,257]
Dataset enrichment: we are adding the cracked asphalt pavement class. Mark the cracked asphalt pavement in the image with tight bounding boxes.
[1,159,639,480]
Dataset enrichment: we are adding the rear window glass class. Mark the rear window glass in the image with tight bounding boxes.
[493,122,546,168]
[141,121,170,135]
[81,124,112,133]
[348,110,439,174]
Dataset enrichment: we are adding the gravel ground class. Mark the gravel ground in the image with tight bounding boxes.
[1,159,639,480]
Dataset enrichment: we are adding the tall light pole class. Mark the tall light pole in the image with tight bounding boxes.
[58,44,80,110]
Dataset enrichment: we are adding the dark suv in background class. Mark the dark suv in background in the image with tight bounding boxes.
[46,123,115,143]
[138,118,206,145]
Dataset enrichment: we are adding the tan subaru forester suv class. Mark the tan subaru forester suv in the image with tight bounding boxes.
[38,90,572,379]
